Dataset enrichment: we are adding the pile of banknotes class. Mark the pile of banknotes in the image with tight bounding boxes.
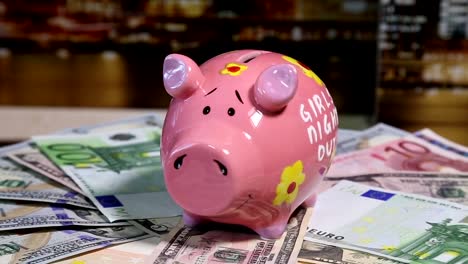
[0,114,466,264]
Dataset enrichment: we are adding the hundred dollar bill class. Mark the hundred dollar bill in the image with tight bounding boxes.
[328,135,468,177]
[336,123,410,155]
[305,180,468,264]
[0,225,153,264]
[54,236,163,264]
[0,151,94,209]
[415,128,468,158]
[298,240,400,264]
[7,146,84,195]
[56,218,181,264]
[129,216,181,235]
[145,208,312,264]
[34,126,181,221]
[320,172,468,205]
[71,114,164,135]
[0,200,127,231]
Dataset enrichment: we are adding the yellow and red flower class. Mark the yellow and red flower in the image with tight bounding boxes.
[221,63,248,76]
[273,160,305,206]
[282,55,324,86]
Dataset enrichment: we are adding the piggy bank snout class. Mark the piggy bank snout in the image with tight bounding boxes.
[165,143,237,216]
[173,153,228,176]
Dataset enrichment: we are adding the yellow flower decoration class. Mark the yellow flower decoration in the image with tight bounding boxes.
[282,55,324,86]
[273,160,305,206]
[221,63,248,76]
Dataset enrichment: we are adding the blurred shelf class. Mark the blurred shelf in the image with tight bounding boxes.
[379,81,468,90]
[378,88,468,110]
[377,88,468,145]
[144,15,377,27]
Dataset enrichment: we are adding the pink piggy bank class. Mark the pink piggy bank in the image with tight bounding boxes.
[161,50,338,238]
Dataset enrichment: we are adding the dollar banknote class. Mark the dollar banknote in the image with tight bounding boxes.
[336,123,410,155]
[55,218,181,264]
[53,236,163,264]
[298,240,400,264]
[320,172,468,205]
[70,114,164,135]
[305,180,468,264]
[0,150,94,209]
[145,208,312,264]
[0,225,153,264]
[0,200,128,231]
[34,126,181,221]
[7,146,84,195]
[328,135,468,177]
[129,216,181,235]
[415,128,468,158]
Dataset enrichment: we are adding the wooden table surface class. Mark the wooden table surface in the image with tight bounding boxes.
[0,106,164,143]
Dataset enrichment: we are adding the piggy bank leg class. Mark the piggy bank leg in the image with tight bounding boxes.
[254,217,289,239]
[182,210,206,226]
[302,193,317,208]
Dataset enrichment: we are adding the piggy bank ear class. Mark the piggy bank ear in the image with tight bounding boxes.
[163,54,204,99]
[254,64,298,112]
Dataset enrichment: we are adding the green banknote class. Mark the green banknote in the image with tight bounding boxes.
[0,145,94,209]
[34,127,181,222]
[305,180,468,264]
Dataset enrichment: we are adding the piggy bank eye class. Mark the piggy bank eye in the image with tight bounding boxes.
[203,106,211,115]
[227,107,235,116]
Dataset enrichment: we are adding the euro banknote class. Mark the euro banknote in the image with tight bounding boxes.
[0,225,152,264]
[8,114,166,195]
[34,126,181,221]
[305,180,468,264]
[0,200,127,231]
[336,123,410,155]
[298,240,400,264]
[415,128,468,158]
[7,146,84,195]
[145,208,312,264]
[328,135,468,177]
[0,150,94,209]
[320,172,468,205]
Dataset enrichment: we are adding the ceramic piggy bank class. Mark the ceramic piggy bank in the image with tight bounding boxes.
[161,50,338,238]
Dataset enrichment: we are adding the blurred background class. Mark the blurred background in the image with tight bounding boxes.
[0,0,466,144]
